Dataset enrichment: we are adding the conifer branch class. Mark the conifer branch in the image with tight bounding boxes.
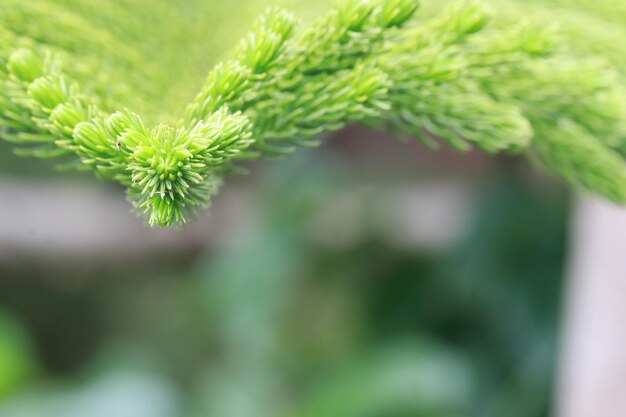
[1,0,626,226]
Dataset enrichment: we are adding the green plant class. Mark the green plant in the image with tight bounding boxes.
[2,0,625,226]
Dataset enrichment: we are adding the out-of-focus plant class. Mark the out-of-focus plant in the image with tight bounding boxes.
[0,313,35,400]
[183,154,565,417]
[2,0,626,226]
[188,169,473,417]
[0,153,568,417]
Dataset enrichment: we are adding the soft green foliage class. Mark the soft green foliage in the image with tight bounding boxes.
[0,314,35,399]
[1,0,626,226]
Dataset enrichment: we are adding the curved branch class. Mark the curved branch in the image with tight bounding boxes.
[1,0,626,226]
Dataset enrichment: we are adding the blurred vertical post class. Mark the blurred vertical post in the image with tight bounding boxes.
[556,197,626,417]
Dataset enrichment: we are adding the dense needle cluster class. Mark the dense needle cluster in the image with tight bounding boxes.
[1,0,626,226]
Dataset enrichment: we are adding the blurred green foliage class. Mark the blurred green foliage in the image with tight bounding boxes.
[0,151,567,417]
[0,314,35,399]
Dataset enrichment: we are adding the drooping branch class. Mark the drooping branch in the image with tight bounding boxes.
[1,0,626,226]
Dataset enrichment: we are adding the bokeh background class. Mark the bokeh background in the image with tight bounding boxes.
[0,1,624,416]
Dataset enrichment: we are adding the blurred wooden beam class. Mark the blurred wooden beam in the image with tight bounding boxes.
[0,180,251,260]
[0,179,472,260]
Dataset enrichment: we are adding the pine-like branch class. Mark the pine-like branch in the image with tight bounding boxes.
[1,0,626,226]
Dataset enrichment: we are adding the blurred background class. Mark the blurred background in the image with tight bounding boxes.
[0,1,624,417]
